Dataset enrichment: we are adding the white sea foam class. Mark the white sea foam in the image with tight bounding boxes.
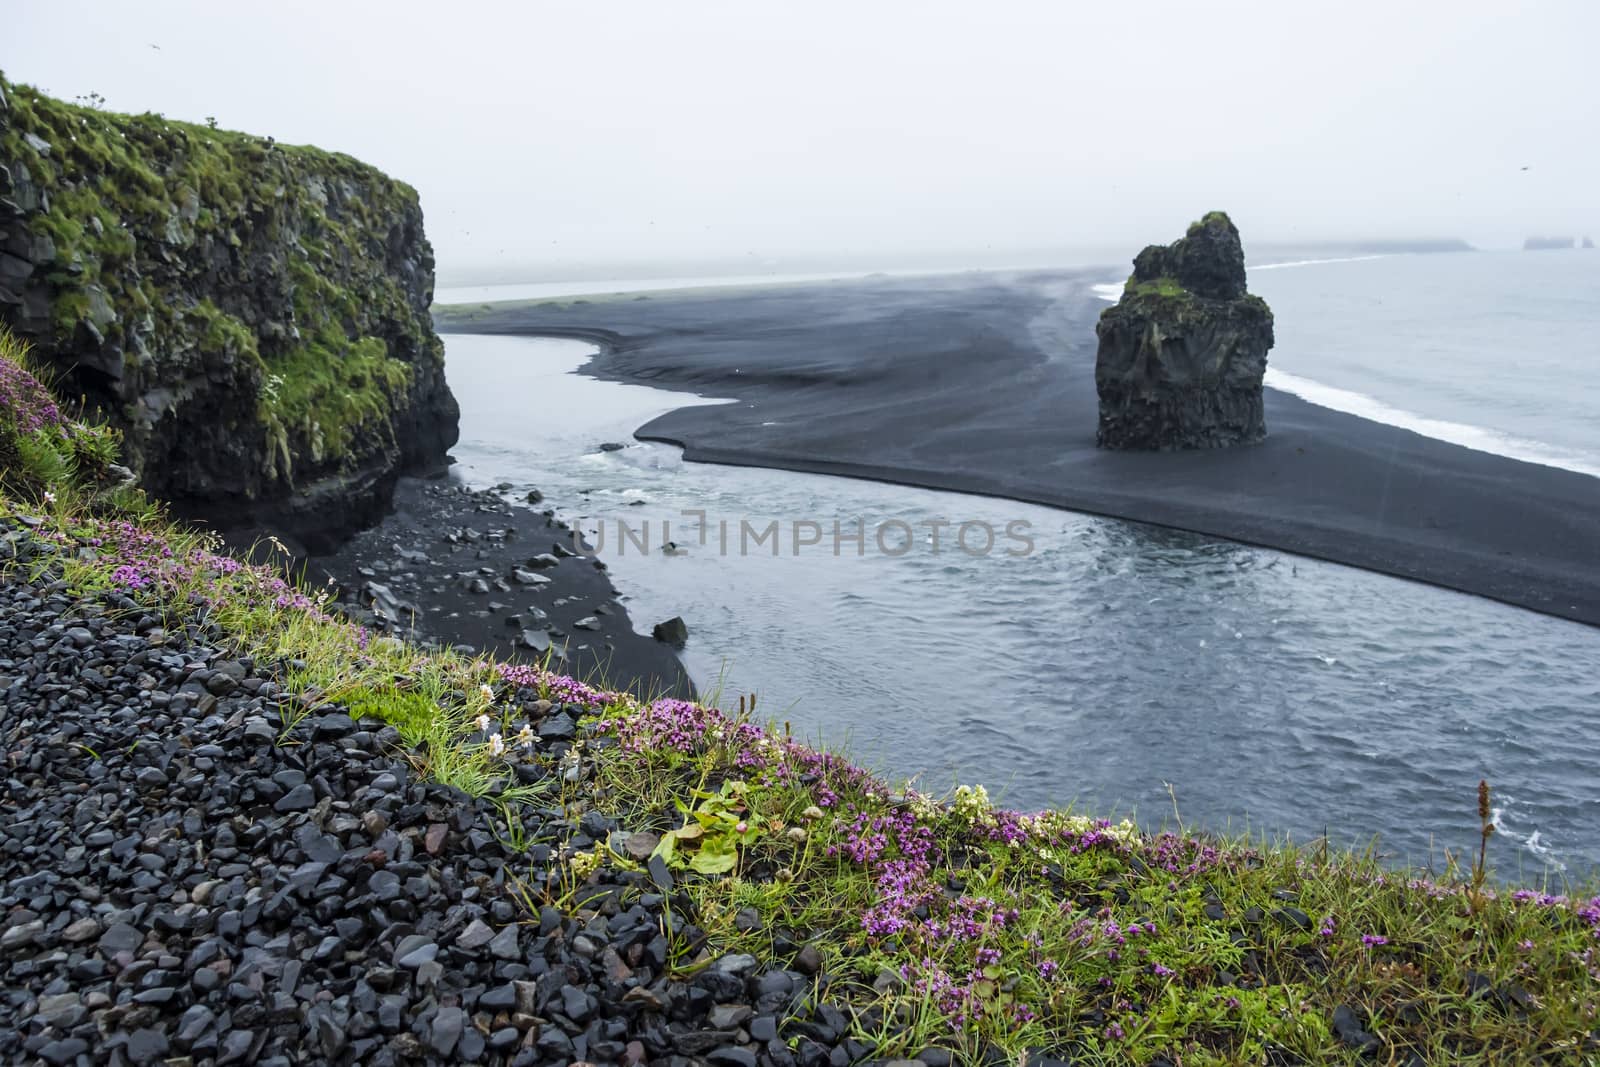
[1092,275,1600,478]
[1263,368,1600,478]
[1251,254,1389,271]
[1492,803,1565,872]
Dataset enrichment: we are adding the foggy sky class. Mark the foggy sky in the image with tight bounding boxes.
[6,1,1597,279]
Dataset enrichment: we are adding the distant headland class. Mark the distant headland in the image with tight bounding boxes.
[1523,236,1585,251]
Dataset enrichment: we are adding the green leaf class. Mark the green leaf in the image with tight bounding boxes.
[689,847,738,875]
[689,836,738,875]
[650,832,677,867]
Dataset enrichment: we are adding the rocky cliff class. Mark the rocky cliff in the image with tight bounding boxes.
[1523,236,1576,251]
[0,74,458,548]
[1094,212,1274,450]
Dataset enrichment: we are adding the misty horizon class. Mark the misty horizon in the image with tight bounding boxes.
[7,1,1597,282]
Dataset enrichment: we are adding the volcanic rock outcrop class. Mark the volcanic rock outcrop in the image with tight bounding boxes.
[0,74,459,547]
[1094,211,1274,450]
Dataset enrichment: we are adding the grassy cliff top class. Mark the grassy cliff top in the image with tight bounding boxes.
[1,72,447,492]
[1,73,421,216]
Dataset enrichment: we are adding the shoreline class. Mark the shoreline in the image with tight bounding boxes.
[434,272,1600,629]
[307,474,693,701]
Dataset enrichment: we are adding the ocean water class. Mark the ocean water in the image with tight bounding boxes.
[440,250,1600,882]
[1252,249,1600,477]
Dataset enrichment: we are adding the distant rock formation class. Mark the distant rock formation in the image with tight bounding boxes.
[1094,212,1274,450]
[1584,236,1595,249]
[1524,236,1577,250]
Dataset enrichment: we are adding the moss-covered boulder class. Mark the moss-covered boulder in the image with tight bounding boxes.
[0,73,458,546]
[1094,211,1273,450]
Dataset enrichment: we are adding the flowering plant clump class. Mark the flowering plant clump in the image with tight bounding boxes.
[65,517,321,613]
[0,331,133,505]
[0,352,64,435]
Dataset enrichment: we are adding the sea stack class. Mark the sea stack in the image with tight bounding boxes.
[1094,211,1274,450]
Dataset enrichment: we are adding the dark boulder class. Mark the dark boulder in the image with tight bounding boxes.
[1094,211,1274,450]
[652,616,689,648]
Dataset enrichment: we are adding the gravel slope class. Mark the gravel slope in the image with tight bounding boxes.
[0,521,879,1067]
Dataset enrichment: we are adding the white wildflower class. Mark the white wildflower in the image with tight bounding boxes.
[475,713,491,733]
[487,733,505,757]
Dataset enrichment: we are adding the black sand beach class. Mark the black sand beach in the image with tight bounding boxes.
[308,476,693,699]
[435,271,1600,628]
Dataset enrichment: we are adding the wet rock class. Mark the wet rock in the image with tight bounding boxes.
[35,993,84,1029]
[622,831,660,861]
[538,712,576,741]
[394,936,438,969]
[652,616,689,648]
[98,922,144,956]
[430,1006,465,1056]
[709,1003,753,1029]
[273,782,315,811]
[1,919,43,951]
[456,918,495,949]
[488,923,520,960]
[1332,1004,1382,1055]
[794,943,824,975]
[124,1029,171,1064]
[38,1038,89,1065]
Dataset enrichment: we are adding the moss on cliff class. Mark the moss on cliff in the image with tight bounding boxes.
[1120,275,1272,323]
[0,72,457,534]
[1123,274,1188,299]
[1186,209,1233,236]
